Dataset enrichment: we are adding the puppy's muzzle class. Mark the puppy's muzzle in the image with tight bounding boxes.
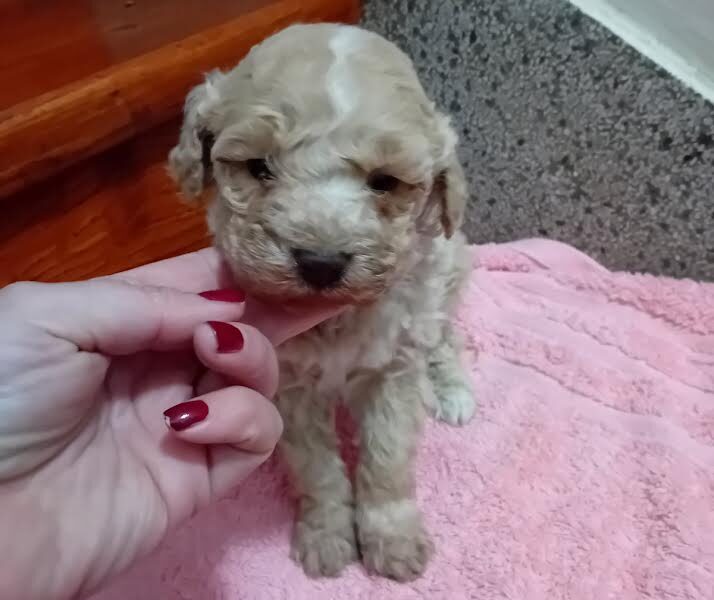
[291,248,353,290]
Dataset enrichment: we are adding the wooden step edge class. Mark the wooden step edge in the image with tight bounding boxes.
[0,0,361,200]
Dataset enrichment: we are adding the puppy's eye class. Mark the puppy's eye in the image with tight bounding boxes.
[367,172,399,194]
[198,129,215,172]
[246,158,274,181]
[198,129,215,185]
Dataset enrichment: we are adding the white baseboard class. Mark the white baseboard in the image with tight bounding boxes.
[568,0,714,104]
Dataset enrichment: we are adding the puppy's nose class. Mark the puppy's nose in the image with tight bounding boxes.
[291,248,352,290]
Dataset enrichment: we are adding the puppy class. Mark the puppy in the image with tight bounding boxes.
[169,23,475,581]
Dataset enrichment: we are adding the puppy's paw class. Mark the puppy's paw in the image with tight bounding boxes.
[357,501,433,581]
[291,515,358,577]
[360,522,433,581]
[431,383,476,426]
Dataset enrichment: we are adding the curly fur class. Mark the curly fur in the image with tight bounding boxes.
[169,23,475,581]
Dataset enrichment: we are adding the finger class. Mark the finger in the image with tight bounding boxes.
[110,248,235,293]
[163,388,282,452]
[163,388,283,497]
[3,279,245,355]
[110,249,343,343]
[193,322,279,398]
[207,444,272,499]
[241,297,346,346]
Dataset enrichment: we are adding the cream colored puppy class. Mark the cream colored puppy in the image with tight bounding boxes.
[169,23,475,581]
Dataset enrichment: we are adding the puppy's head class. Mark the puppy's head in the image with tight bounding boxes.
[169,24,467,305]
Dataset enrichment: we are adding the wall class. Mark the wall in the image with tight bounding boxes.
[570,0,714,103]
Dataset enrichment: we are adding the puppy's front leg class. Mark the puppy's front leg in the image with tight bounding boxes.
[355,366,433,581]
[276,388,357,577]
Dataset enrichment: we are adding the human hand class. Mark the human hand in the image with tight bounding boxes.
[0,249,339,600]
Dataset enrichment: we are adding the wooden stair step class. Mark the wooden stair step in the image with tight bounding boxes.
[0,119,210,286]
[0,0,269,111]
[0,0,360,198]
[0,0,361,285]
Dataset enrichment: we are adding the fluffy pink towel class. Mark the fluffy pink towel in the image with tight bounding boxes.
[94,239,714,600]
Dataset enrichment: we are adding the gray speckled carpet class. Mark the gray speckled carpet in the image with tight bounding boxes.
[362,0,714,280]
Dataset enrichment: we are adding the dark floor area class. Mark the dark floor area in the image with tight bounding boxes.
[362,0,714,279]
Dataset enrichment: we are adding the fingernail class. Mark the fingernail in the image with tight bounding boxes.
[207,321,245,353]
[199,289,246,302]
[163,400,209,431]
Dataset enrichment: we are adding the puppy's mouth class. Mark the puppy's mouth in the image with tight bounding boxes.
[240,278,380,308]
[231,263,384,308]
[222,233,389,306]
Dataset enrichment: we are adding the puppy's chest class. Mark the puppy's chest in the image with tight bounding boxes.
[278,296,437,396]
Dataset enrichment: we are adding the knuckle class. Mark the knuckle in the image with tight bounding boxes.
[143,284,173,308]
[241,399,282,452]
[0,281,44,313]
[253,330,280,392]
[241,421,262,447]
[271,407,284,440]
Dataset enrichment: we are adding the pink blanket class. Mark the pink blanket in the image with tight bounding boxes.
[95,240,714,600]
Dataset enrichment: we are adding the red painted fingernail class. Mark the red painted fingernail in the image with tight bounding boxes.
[207,321,245,353]
[199,289,246,302]
[163,400,209,431]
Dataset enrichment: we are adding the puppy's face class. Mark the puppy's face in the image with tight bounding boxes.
[169,25,467,305]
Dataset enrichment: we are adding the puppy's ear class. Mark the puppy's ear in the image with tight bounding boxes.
[417,117,468,238]
[430,156,467,238]
[168,71,224,200]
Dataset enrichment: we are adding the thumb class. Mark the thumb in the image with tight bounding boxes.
[240,297,346,346]
[2,280,246,354]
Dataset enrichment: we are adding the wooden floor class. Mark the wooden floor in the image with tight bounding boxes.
[0,0,361,198]
[0,0,267,110]
[0,119,210,286]
[0,0,361,285]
